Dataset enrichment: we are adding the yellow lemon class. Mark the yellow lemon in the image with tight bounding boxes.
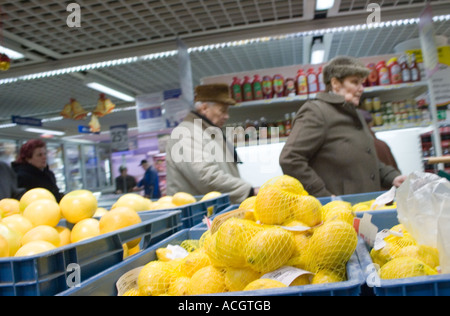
[22,225,61,247]
[292,195,322,227]
[312,270,345,284]
[19,188,56,212]
[179,250,211,277]
[243,279,287,291]
[70,218,100,243]
[23,199,61,227]
[379,257,437,279]
[138,261,178,296]
[245,227,294,273]
[157,196,173,203]
[239,196,257,210]
[224,267,261,292]
[15,240,56,257]
[188,266,226,295]
[168,276,191,296]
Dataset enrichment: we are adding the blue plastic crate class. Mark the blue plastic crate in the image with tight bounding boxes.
[60,228,364,296]
[192,204,239,229]
[355,209,450,296]
[143,194,230,229]
[318,191,387,206]
[0,211,182,296]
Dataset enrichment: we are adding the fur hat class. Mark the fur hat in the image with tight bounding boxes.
[323,56,370,86]
[194,83,236,105]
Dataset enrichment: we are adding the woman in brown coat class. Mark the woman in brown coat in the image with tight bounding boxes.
[279,56,406,197]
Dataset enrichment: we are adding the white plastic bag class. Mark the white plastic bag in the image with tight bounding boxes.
[396,171,450,273]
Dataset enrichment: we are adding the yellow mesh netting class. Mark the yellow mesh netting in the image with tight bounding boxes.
[126,175,360,296]
[370,224,440,279]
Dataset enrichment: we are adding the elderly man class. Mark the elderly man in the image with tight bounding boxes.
[165,83,254,204]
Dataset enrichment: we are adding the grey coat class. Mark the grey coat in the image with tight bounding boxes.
[165,111,252,204]
[279,92,400,197]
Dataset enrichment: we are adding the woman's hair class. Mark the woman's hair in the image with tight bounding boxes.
[16,139,46,164]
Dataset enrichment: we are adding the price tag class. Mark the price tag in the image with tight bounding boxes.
[261,266,313,286]
[110,124,129,152]
[370,186,396,210]
[353,213,378,247]
[116,266,143,296]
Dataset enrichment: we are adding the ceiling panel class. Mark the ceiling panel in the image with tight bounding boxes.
[0,0,449,140]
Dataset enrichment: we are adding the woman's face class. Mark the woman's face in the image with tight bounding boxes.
[331,75,365,106]
[27,146,47,170]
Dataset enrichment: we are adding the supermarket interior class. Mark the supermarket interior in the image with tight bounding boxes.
[0,0,450,298]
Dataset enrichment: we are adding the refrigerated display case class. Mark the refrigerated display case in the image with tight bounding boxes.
[46,142,66,193]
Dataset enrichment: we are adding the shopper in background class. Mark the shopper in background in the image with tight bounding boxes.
[165,83,254,204]
[115,166,138,194]
[11,139,63,201]
[280,56,406,197]
[359,109,400,173]
[137,159,161,199]
[0,161,25,200]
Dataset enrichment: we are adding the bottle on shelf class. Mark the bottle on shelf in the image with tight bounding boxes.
[242,76,253,102]
[284,113,292,137]
[366,63,378,86]
[296,69,308,96]
[284,78,296,97]
[376,60,390,85]
[259,117,268,139]
[252,75,263,100]
[399,54,411,83]
[262,75,273,99]
[231,77,243,103]
[317,66,326,92]
[409,53,421,82]
[273,74,285,98]
[307,68,318,94]
[277,120,286,138]
[387,57,402,84]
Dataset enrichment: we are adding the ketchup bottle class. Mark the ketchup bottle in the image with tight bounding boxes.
[231,77,242,102]
[307,68,318,93]
[242,76,253,101]
[399,54,411,83]
[273,74,284,98]
[387,57,402,84]
[409,53,421,82]
[376,61,390,85]
[252,75,263,100]
[296,69,308,95]
[262,75,273,99]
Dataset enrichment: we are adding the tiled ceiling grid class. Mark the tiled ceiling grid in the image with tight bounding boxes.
[1,17,450,124]
[1,0,304,60]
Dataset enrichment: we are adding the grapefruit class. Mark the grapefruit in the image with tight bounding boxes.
[55,226,71,247]
[23,199,61,227]
[172,192,196,206]
[15,240,56,257]
[0,222,22,256]
[71,218,100,243]
[0,234,9,257]
[59,190,98,224]
[21,225,61,247]
[19,188,56,212]
[1,214,33,236]
[99,206,142,248]
[0,199,21,217]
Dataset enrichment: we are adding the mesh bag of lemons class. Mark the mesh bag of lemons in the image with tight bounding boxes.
[120,175,359,296]
[369,223,440,280]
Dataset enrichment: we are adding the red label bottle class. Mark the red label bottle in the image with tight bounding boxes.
[231,77,242,102]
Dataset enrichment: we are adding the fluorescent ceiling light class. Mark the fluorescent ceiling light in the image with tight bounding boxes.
[0,45,25,60]
[86,82,135,102]
[311,37,325,64]
[316,0,335,11]
[24,127,65,136]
